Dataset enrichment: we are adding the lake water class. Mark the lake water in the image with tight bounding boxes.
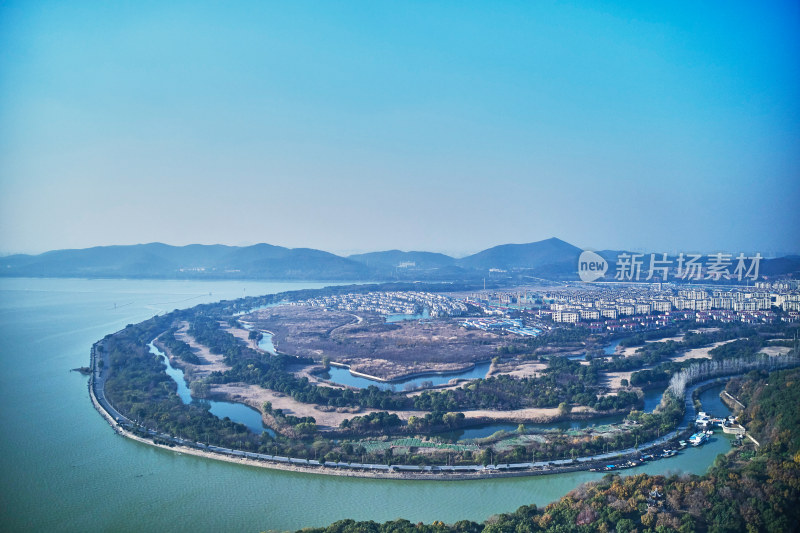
[697,383,732,418]
[0,278,733,532]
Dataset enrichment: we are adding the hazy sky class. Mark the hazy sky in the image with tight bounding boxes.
[1,1,798,257]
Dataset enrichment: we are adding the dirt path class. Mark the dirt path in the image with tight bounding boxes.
[172,322,232,378]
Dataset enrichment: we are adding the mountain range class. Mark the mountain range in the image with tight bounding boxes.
[2,238,797,282]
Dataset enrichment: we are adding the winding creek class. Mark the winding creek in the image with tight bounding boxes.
[0,278,743,531]
[149,342,275,437]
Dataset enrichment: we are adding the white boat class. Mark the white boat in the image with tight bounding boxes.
[689,432,708,446]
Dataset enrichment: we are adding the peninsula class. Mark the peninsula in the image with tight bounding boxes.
[88,282,800,478]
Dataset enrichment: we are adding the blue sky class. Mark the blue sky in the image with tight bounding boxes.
[1,1,798,257]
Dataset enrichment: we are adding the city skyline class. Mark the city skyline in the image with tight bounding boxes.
[2,1,799,257]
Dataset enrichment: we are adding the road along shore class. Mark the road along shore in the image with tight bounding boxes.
[90,342,753,480]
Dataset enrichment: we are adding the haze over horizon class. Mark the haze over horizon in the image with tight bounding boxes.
[2,1,798,258]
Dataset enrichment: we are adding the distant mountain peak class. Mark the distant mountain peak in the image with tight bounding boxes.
[457,238,582,270]
[4,239,796,281]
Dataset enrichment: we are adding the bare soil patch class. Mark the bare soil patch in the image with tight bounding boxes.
[210,383,414,429]
[226,325,261,351]
[759,346,791,356]
[210,383,607,429]
[690,327,720,334]
[242,305,515,380]
[647,335,684,344]
[461,405,597,423]
[491,360,548,379]
[601,370,638,391]
[616,345,641,358]
[672,339,740,362]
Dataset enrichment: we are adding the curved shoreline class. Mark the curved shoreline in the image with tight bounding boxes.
[90,336,781,480]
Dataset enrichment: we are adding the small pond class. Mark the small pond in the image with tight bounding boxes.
[324,361,492,391]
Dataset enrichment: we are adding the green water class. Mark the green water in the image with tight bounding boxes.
[0,278,733,532]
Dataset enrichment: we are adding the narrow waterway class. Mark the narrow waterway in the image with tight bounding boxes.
[148,342,274,436]
[325,361,492,391]
[697,383,732,418]
[257,331,278,355]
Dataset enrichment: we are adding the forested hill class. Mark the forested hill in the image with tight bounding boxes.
[3,240,799,281]
[0,243,373,280]
[300,367,800,533]
[0,238,584,280]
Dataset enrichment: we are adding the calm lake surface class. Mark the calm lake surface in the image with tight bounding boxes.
[0,278,733,532]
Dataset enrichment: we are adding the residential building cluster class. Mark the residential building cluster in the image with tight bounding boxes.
[295,291,469,317]
[536,285,799,328]
[465,283,800,331]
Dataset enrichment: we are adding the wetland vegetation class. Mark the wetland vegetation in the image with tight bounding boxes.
[95,283,799,471]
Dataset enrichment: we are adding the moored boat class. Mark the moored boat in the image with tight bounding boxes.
[689,432,708,446]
